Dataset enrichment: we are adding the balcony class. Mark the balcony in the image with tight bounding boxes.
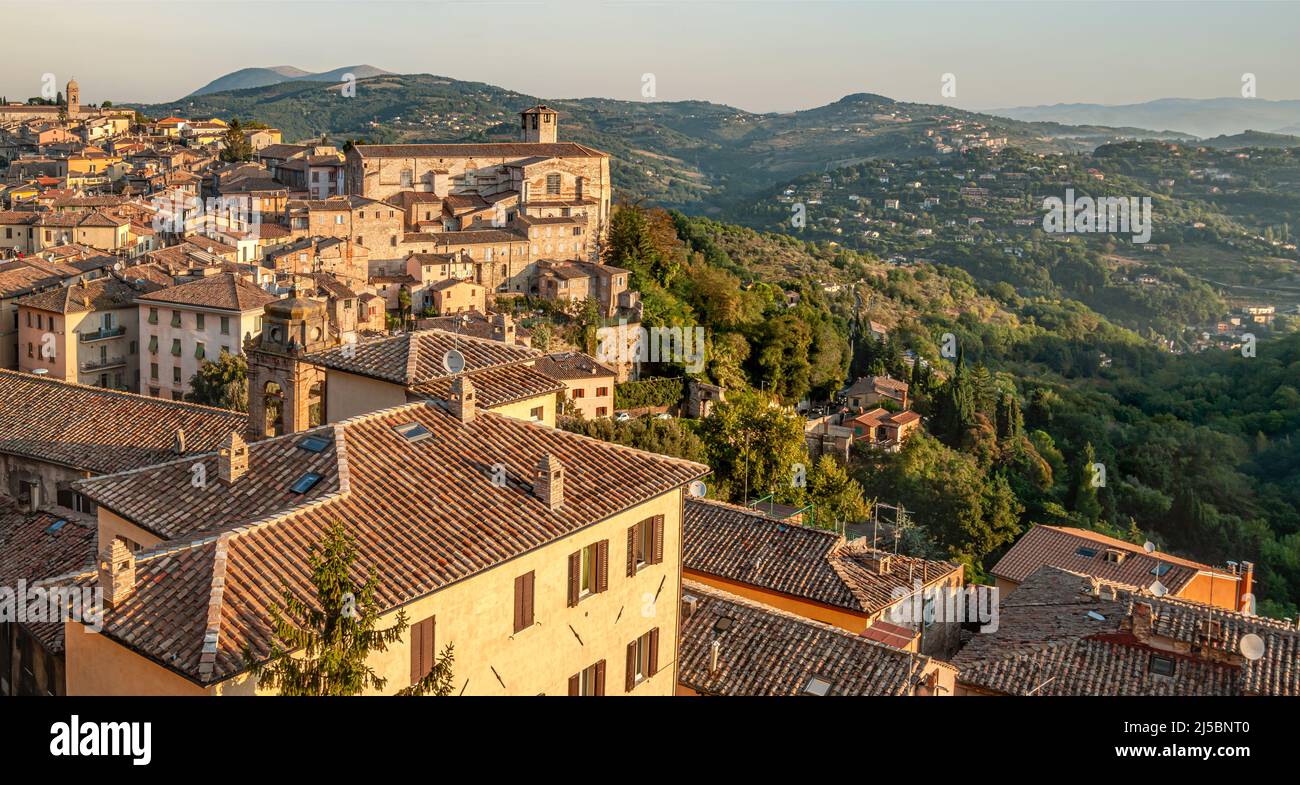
[80,356,127,372]
[78,326,126,343]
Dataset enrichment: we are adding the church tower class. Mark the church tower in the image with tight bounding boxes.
[520,105,558,144]
[66,78,80,116]
[246,288,332,439]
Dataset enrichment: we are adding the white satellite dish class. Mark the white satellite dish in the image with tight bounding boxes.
[1148,580,1168,597]
[688,480,707,498]
[442,349,465,374]
[1143,541,1156,554]
[1239,633,1265,661]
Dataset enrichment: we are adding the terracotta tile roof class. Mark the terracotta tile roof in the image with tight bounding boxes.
[0,497,97,653]
[951,566,1300,696]
[678,580,931,696]
[533,351,615,381]
[69,401,708,683]
[353,142,608,160]
[0,369,247,474]
[413,362,564,408]
[684,499,958,615]
[16,276,160,314]
[845,375,908,398]
[136,272,277,312]
[990,524,1229,593]
[418,311,533,344]
[305,328,540,387]
[403,228,526,246]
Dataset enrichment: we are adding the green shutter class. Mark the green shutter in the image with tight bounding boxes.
[147,335,158,354]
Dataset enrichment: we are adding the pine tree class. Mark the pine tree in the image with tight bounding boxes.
[247,521,442,696]
[219,118,253,162]
[1071,442,1103,525]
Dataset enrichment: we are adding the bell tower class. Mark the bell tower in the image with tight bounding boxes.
[520,105,558,144]
[66,78,80,116]
[246,288,333,439]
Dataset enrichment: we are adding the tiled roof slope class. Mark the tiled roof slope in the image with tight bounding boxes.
[990,524,1229,592]
[353,142,607,159]
[136,272,277,312]
[0,369,248,474]
[69,402,708,684]
[678,580,932,696]
[951,566,1300,696]
[683,499,959,615]
[17,276,160,314]
[533,351,616,381]
[305,329,541,386]
[0,497,97,653]
[413,363,564,408]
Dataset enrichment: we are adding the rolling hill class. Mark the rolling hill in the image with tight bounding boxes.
[989,97,1300,140]
[187,64,392,97]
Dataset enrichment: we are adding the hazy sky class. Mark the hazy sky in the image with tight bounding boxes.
[4,0,1299,112]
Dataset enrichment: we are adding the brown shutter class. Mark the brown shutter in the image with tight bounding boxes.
[567,551,580,607]
[568,673,580,696]
[626,640,637,692]
[626,524,637,577]
[594,660,606,696]
[651,515,665,564]
[596,539,609,593]
[648,628,659,676]
[522,571,534,629]
[410,616,435,684]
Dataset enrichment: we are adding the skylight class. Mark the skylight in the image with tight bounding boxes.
[1151,563,1172,576]
[45,519,67,534]
[394,422,431,443]
[803,676,832,696]
[1075,547,1098,558]
[290,472,323,494]
[298,435,331,453]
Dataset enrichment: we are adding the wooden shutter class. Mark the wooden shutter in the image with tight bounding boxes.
[648,628,660,676]
[410,616,435,684]
[568,674,579,696]
[626,524,637,577]
[651,515,665,564]
[567,551,580,607]
[594,660,606,696]
[514,571,534,633]
[626,640,638,692]
[596,539,609,593]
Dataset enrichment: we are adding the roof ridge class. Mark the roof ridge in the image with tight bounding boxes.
[197,532,233,682]
[0,367,249,418]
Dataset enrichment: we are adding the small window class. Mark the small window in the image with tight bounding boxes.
[530,406,543,420]
[1075,547,1098,558]
[196,314,205,330]
[172,366,181,384]
[298,435,331,453]
[1149,654,1176,677]
[290,472,324,494]
[220,316,231,335]
[546,173,561,195]
[803,676,833,696]
[1103,549,1126,564]
[395,422,431,442]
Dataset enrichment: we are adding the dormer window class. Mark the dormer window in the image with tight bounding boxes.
[1103,549,1126,564]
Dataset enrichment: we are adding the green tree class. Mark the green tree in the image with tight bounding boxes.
[807,454,868,530]
[1071,442,1103,525]
[698,389,808,504]
[247,521,450,696]
[187,350,248,412]
[220,118,253,163]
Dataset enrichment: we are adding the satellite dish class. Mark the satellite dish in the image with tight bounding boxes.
[1143,541,1156,554]
[1239,633,1265,662]
[442,349,465,374]
[1148,580,1168,597]
[688,480,707,498]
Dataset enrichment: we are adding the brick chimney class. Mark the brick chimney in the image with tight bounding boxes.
[450,375,476,423]
[1128,601,1155,642]
[1241,561,1255,610]
[492,312,516,344]
[218,431,248,485]
[97,538,136,608]
[535,454,563,511]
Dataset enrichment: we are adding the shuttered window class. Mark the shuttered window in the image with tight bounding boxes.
[626,628,660,691]
[629,518,655,575]
[570,661,605,696]
[409,615,436,685]
[650,515,664,564]
[570,541,608,603]
[513,571,535,633]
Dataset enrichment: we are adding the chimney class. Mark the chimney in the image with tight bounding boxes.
[449,375,476,423]
[218,431,248,484]
[173,427,186,456]
[709,640,721,674]
[1129,601,1154,642]
[535,454,564,511]
[492,312,515,343]
[1241,561,1255,608]
[97,538,136,608]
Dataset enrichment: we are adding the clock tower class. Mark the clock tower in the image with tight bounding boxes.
[246,289,332,439]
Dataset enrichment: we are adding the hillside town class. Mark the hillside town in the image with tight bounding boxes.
[1,76,1295,704]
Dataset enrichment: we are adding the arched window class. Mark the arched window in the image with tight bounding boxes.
[307,382,324,428]
[264,381,284,436]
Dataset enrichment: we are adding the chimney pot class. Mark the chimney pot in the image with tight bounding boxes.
[173,427,186,455]
[709,639,721,674]
[535,453,564,511]
[450,375,476,423]
[218,430,248,484]
[98,538,136,607]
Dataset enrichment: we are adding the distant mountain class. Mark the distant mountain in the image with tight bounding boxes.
[1199,130,1300,150]
[988,97,1300,140]
[187,65,392,97]
[134,73,1192,208]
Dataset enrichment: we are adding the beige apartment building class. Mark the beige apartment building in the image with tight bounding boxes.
[62,398,709,696]
[535,351,616,420]
[16,276,157,390]
[135,272,276,399]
